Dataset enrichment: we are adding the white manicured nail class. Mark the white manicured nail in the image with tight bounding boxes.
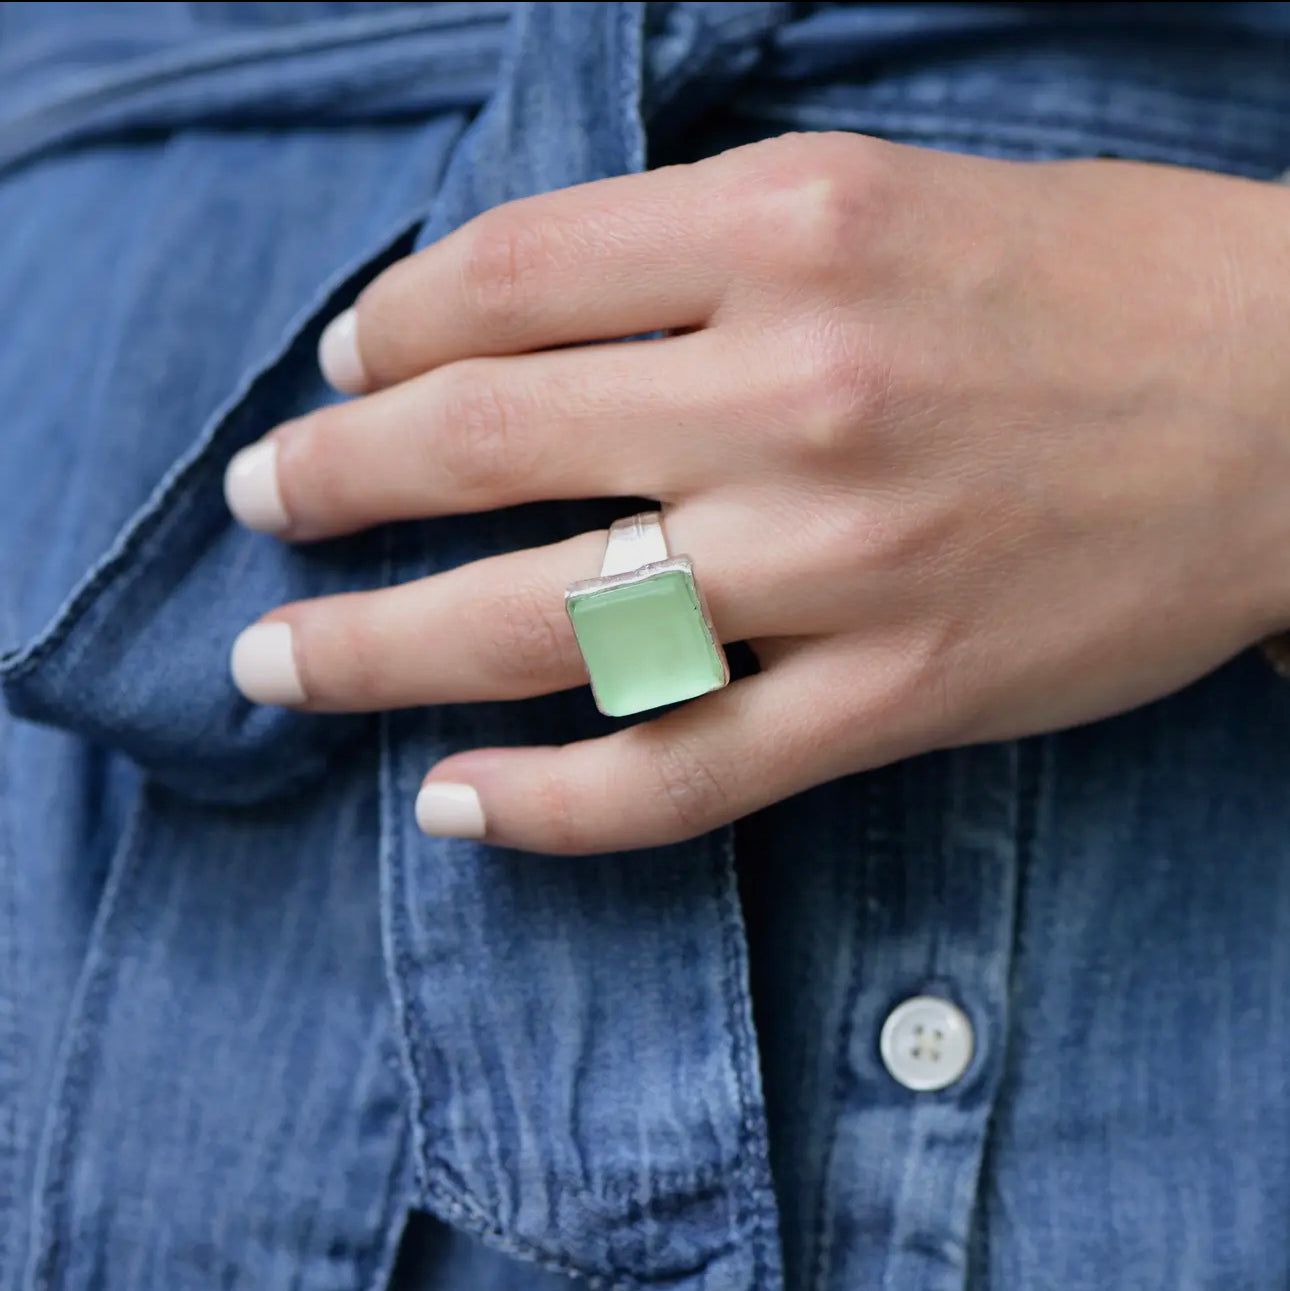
[230,622,307,706]
[318,309,367,394]
[224,439,289,534]
[415,783,486,839]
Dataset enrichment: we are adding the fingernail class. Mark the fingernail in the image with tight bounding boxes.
[318,308,367,394]
[230,621,307,706]
[415,782,486,839]
[224,439,289,534]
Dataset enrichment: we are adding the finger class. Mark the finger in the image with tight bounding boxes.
[225,330,739,541]
[410,639,874,854]
[227,493,819,712]
[320,162,739,394]
[229,510,789,712]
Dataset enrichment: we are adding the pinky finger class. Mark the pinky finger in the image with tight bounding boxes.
[412,638,904,855]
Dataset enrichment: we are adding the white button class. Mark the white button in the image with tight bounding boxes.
[879,995,974,1092]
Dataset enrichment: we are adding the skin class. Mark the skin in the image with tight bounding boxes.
[229,131,1290,854]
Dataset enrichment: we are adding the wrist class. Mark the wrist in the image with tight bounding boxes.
[1252,173,1290,643]
[1207,171,1290,648]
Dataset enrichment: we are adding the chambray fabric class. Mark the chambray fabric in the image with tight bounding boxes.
[3,4,1290,1290]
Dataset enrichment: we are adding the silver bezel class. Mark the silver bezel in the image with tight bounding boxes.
[563,555,732,712]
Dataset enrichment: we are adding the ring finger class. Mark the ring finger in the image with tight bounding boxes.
[228,510,790,712]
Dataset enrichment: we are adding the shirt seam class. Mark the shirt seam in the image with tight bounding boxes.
[0,707,21,1288]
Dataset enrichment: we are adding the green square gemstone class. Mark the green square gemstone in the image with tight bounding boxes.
[566,567,727,717]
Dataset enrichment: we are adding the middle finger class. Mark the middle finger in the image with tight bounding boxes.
[225,329,748,541]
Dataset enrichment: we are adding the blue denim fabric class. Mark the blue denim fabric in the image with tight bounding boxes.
[3,4,1290,1290]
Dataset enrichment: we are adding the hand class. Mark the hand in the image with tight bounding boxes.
[224,132,1290,854]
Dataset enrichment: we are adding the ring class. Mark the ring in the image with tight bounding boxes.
[564,510,730,717]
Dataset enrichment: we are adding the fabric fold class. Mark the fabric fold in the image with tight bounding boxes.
[0,5,785,1288]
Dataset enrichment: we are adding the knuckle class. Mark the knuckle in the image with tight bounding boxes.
[278,410,354,520]
[787,318,894,455]
[828,491,958,586]
[531,764,594,855]
[459,213,549,345]
[741,133,894,282]
[643,733,729,837]
[876,618,973,745]
[434,364,523,495]
[295,599,388,708]
[918,635,970,743]
[807,499,891,577]
[785,178,859,281]
[479,580,581,688]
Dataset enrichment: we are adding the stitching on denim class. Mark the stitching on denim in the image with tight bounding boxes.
[358,1116,416,1291]
[806,773,894,1291]
[33,465,211,687]
[418,1174,739,1291]
[711,825,782,1291]
[0,210,428,688]
[615,0,648,174]
[22,786,149,1291]
[963,738,1043,1290]
[362,591,420,1291]
[379,712,429,1195]
[411,1113,742,1288]
[371,489,423,1291]
[600,1162,730,1200]
[0,707,20,1287]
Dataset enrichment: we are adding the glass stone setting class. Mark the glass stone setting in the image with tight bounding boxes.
[565,559,729,718]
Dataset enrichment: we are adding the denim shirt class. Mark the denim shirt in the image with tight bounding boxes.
[4,5,1290,1290]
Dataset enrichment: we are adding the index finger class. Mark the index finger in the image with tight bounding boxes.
[320,161,737,393]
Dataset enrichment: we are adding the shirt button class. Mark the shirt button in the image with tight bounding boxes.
[879,995,975,1092]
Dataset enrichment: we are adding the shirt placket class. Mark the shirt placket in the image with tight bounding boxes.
[805,742,1026,1291]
